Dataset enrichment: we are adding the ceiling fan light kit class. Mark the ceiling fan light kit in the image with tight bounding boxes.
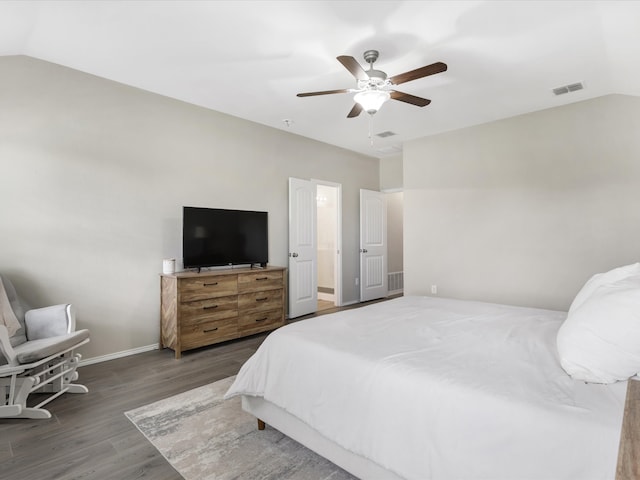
[297,49,447,118]
[354,89,390,114]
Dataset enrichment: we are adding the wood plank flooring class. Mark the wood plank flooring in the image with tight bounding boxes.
[0,296,397,480]
[317,299,335,312]
[1,334,264,480]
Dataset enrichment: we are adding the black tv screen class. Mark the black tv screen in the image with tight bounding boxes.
[183,207,268,269]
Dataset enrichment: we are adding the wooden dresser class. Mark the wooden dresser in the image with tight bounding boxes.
[160,266,286,358]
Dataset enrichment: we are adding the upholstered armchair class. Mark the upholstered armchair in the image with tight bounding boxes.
[0,274,90,419]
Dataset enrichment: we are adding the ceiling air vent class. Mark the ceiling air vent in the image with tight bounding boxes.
[553,82,584,96]
[375,130,397,138]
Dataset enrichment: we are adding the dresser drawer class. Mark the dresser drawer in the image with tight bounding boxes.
[181,317,238,350]
[238,289,283,314]
[180,296,238,325]
[238,309,283,336]
[238,270,283,293]
[179,275,238,302]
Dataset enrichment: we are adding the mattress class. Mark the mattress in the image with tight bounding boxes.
[225,295,627,480]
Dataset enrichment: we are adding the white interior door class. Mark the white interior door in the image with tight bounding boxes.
[360,189,387,302]
[288,177,317,318]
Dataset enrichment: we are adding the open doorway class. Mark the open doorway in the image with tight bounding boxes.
[386,190,404,295]
[316,181,341,311]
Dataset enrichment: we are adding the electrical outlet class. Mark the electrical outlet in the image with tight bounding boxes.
[355,277,359,286]
[431,285,438,295]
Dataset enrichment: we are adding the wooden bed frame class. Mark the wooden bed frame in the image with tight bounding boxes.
[616,378,640,480]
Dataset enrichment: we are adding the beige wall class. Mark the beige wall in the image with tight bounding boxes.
[386,192,404,274]
[0,55,379,360]
[404,94,640,311]
[380,154,403,191]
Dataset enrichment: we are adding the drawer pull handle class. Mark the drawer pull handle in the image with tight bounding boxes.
[255,317,268,323]
[203,305,218,310]
[203,327,219,333]
[256,297,268,302]
[255,277,268,281]
[204,282,219,286]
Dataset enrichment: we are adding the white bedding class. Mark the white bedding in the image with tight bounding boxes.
[225,296,627,480]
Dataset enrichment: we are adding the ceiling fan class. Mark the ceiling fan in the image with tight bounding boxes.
[297,50,447,118]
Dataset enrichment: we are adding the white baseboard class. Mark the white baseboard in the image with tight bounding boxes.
[79,343,159,367]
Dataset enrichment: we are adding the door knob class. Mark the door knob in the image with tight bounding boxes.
[289,252,299,258]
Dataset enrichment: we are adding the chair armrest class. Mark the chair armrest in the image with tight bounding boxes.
[25,304,76,341]
[0,324,18,366]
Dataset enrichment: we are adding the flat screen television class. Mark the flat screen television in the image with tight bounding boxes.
[182,206,268,269]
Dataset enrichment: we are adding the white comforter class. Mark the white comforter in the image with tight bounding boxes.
[225,296,627,480]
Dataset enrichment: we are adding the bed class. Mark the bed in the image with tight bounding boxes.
[225,265,640,480]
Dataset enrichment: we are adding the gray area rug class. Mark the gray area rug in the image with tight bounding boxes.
[125,376,355,480]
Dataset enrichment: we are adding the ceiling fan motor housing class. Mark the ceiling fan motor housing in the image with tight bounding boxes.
[367,70,387,81]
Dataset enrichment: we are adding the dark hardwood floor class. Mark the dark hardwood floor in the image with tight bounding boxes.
[1,334,264,480]
[0,296,398,480]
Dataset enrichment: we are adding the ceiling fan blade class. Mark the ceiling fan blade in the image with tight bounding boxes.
[297,89,350,97]
[389,62,447,85]
[390,91,431,107]
[347,103,363,118]
[337,55,368,81]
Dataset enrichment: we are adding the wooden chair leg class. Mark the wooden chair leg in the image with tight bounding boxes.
[257,419,266,430]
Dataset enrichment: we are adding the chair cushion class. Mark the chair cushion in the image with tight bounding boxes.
[13,329,90,364]
[25,304,72,340]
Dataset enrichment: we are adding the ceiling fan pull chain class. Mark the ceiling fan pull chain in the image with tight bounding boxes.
[368,114,374,146]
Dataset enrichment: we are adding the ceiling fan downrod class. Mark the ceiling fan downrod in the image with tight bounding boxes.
[362,50,387,82]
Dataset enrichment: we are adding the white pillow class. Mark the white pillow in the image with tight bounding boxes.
[568,262,640,314]
[557,273,640,383]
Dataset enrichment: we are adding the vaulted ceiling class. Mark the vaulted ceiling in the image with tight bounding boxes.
[2,1,640,158]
